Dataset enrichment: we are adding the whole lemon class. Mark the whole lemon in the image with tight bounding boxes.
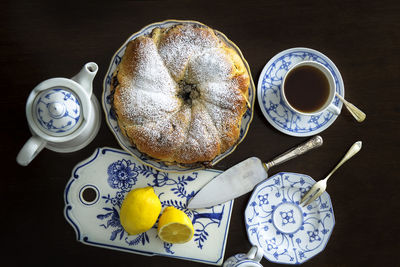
[120,186,162,235]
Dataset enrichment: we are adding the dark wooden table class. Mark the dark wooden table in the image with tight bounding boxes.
[3,1,399,266]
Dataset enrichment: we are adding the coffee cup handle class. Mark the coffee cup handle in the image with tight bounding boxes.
[246,245,264,263]
[327,102,341,115]
[16,136,46,166]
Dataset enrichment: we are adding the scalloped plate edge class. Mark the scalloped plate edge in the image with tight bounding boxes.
[101,19,255,173]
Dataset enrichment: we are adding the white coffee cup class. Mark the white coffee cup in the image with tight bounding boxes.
[223,245,264,267]
[281,61,340,116]
[16,62,101,166]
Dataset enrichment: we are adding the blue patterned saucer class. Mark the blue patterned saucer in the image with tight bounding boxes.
[244,172,335,265]
[64,147,233,265]
[257,48,344,136]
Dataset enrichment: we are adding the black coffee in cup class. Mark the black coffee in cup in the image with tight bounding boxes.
[283,65,330,113]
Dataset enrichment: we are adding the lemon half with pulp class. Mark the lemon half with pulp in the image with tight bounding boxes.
[157,206,194,244]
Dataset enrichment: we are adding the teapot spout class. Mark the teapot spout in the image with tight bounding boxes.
[71,62,98,96]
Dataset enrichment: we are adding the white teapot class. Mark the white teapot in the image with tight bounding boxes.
[16,62,101,166]
[223,246,264,267]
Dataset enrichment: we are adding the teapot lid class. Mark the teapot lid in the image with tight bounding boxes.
[32,87,83,136]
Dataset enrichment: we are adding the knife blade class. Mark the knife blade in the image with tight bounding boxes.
[187,135,323,209]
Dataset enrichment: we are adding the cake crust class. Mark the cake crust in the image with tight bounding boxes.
[111,23,250,164]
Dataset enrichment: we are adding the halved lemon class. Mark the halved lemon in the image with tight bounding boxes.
[157,206,194,244]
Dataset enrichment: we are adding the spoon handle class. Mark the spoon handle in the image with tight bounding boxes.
[325,141,362,181]
[336,93,366,122]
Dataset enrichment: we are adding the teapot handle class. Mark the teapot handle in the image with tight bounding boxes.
[16,136,46,166]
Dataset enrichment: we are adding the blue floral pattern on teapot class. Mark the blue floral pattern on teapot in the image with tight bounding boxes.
[223,246,263,267]
[35,88,81,134]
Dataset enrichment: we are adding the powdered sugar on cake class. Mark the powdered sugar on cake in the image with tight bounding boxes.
[176,100,220,163]
[131,39,178,96]
[158,25,221,80]
[118,89,180,124]
[198,80,243,110]
[117,36,180,123]
[112,23,249,164]
[186,48,234,84]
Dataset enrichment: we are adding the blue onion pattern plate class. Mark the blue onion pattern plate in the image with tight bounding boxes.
[257,47,344,136]
[245,172,335,264]
[64,147,233,266]
[102,20,255,173]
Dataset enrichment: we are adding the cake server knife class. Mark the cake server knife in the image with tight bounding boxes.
[187,135,323,209]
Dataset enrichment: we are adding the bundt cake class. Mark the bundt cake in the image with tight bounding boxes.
[110,23,250,165]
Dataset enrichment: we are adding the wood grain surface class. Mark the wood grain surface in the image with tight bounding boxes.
[2,1,399,266]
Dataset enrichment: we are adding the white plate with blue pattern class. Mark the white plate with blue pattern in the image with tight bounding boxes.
[257,47,344,136]
[245,172,335,265]
[64,147,233,265]
[102,20,255,173]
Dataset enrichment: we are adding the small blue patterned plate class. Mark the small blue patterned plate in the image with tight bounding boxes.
[244,172,335,264]
[64,147,233,265]
[102,20,255,173]
[257,48,344,136]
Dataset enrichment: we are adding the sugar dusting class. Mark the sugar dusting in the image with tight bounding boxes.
[186,48,234,84]
[118,37,180,123]
[158,25,221,80]
[197,80,243,110]
[116,24,248,163]
[130,40,177,96]
[175,100,220,162]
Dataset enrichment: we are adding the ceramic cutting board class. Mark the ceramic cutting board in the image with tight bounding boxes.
[64,147,233,265]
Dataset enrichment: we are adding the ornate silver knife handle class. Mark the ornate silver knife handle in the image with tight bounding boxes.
[264,135,323,169]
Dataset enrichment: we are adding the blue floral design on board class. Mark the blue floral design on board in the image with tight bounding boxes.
[107,159,138,191]
[97,156,226,253]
